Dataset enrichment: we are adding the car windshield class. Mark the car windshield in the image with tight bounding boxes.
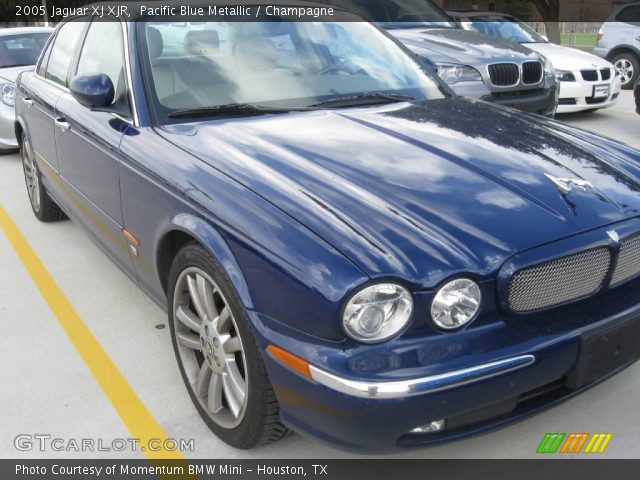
[141,20,447,123]
[463,16,547,43]
[0,32,51,68]
[320,0,457,29]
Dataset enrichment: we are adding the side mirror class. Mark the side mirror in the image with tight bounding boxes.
[69,73,114,110]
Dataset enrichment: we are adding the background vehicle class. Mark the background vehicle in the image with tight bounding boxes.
[449,11,621,114]
[594,1,640,89]
[635,78,640,113]
[16,10,640,452]
[0,27,52,153]
[326,0,558,116]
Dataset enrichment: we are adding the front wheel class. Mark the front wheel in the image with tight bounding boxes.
[167,243,290,449]
[21,136,65,222]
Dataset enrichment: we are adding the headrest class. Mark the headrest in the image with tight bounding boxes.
[184,30,220,56]
[147,27,163,59]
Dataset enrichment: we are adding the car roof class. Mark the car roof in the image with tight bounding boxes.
[0,26,54,36]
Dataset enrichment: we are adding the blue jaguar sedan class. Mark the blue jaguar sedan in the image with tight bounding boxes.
[15,8,640,451]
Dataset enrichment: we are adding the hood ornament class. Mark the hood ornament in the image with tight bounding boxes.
[607,230,620,243]
[544,173,593,194]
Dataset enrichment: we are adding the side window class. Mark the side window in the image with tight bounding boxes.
[36,39,53,77]
[76,21,126,107]
[616,6,640,25]
[45,22,85,86]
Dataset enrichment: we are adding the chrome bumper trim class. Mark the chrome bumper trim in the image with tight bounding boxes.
[309,354,536,399]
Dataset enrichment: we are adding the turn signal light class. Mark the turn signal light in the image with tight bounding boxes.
[267,345,312,379]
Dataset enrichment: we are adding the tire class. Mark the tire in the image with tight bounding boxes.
[612,53,640,89]
[167,243,290,449]
[20,135,66,222]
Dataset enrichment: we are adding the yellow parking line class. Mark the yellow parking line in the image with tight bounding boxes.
[0,204,182,460]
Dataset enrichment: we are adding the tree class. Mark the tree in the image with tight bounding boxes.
[504,0,533,21]
[530,0,561,44]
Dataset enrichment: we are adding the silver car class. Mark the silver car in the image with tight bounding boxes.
[324,0,558,116]
[0,27,53,153]
[594,1,640,89]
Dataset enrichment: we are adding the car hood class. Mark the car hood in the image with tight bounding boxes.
[0,65,34,84]
[525,42,614,71]
[388,27,540,65]
[158,99,640,287]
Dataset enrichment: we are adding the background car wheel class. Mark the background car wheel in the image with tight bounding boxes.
[167,243,290,449]
[21,136,66,222]
[613,53,639,89]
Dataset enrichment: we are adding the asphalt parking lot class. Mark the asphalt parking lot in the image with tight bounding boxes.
[1,90,639,460]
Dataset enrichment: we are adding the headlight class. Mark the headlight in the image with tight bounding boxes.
[0,82,15,107]
[343,284,413,343]
[542,56,554,76]
[431,278,481,330]
[555,70,576,82]
[436,63,482,84]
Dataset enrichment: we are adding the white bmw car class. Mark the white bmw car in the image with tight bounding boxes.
[0,27,53,153]
[449,11,621,114]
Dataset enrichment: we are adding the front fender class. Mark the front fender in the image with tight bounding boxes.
[167,213,254,309]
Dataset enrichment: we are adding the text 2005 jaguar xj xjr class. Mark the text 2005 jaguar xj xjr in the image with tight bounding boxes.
[16,14,640,451]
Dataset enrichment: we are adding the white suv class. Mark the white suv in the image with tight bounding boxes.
[594,2,640,89]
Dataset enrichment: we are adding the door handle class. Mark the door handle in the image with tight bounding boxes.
[54,117,70,132]
[23,97,33,107]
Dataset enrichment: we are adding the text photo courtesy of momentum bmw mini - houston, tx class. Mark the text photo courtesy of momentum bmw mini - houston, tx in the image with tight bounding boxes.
[1,0,640,478]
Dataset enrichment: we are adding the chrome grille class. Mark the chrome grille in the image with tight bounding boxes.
[488,63,519,86]
[522,61,543,85]
[611,235,640,286]
[508,248,611,313]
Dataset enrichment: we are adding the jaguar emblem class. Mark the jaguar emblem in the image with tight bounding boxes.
[607,230,620,243]
[544,173,593,194]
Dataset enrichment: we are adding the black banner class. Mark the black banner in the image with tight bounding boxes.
[2,0,639,24]
[3,459,640,480]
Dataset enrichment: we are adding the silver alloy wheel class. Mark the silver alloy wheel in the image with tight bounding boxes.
[173,267,248,428]
[615,58,634,86]
[22,138,40,211]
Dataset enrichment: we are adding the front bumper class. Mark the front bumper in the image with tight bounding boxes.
[0,101,18,152]
[556,75,621,113]
[450,75,557,117]
[481,86,557,117]
[253,277,640,451]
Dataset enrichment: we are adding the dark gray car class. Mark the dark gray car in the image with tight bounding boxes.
[324,0,558,116]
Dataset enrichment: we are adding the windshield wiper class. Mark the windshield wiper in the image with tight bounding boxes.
[167,103,311,119]
[309,92,415,109]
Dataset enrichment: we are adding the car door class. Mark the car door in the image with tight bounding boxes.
[54,19,136,277]
[23,21,85,200]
